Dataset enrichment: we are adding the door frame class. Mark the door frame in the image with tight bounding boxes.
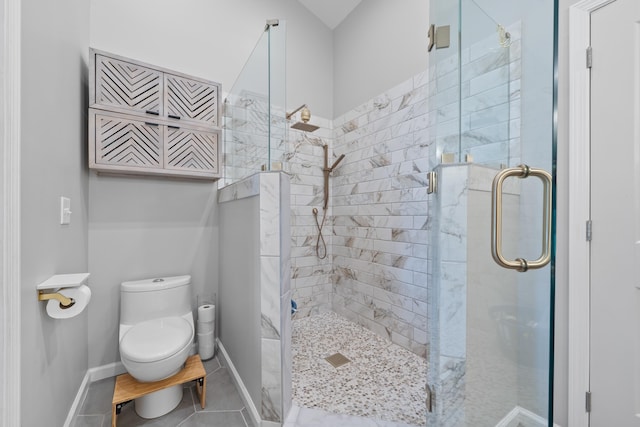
[1,0,21,425]
[567,0,616,425]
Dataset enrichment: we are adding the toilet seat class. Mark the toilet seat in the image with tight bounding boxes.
[120,317,192,363]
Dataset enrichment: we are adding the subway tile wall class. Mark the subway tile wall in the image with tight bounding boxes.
[278,23,521,361]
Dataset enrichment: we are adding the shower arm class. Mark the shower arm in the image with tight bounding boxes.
[286,104,308,121]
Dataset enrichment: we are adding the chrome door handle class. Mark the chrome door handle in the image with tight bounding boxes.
[491,164,552,272]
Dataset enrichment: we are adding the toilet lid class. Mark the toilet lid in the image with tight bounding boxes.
[120,317,192,363]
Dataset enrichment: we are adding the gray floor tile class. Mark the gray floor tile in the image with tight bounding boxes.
[177,411,247,427]
[195,368,244,411]
[80,377,116,415]
[202,355,221,375]
[109,388,196,427]
[73,414,104,427]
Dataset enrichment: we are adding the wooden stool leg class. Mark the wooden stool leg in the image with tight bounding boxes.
[196,377,206,409]
[111,403,117,427]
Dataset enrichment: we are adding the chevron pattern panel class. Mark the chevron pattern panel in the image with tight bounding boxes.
[166,75,219,126]
[96,55,163,114]
[166,127,218,173]
[95,115,162,168]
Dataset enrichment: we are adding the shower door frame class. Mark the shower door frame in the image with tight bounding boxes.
[566,0,616,425]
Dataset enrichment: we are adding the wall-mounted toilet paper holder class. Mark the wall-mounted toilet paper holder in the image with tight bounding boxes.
[37,273,90,309]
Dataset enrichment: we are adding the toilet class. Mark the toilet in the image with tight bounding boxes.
[119,275,194,419]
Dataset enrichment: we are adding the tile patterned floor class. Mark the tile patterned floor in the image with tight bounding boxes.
[72,355,254,427]
[292,312,428,426]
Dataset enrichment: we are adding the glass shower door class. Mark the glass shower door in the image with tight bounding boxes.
[428,0,556,426]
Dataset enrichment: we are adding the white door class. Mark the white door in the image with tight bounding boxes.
[590,0,640,424]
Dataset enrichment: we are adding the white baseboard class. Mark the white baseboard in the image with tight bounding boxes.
[495,406,563,427]
[89,361,127,382]
[63,343,200,426]
[62,361,127,427]
[62,370,91,427]
[216,338,262,427]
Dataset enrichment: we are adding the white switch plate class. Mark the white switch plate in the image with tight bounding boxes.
[60,197,71,225]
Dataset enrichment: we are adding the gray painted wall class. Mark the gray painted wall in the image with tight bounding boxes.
[332,0,430,117]
[89,0,334,118]
[90,0,434,120]
[87,176,218,367]
[20,0,90,425]
[219,195,262,408]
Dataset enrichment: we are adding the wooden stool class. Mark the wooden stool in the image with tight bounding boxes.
[111,354,206,427]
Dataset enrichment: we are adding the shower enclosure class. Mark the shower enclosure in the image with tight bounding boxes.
[427,0,556,426]
[222,20,287,186]
[219,1,557,425]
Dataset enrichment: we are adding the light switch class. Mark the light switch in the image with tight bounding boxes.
[60,197,71,225]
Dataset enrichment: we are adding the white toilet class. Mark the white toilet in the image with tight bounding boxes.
[119,275,194,419]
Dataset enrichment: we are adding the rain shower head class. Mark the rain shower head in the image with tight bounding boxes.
[291,121,320,132]
[287,104,319,132]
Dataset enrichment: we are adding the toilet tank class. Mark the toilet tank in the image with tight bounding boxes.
[120,275,192,325]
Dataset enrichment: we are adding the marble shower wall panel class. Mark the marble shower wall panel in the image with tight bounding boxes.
[428,165,469,427]
[223,91,270,186]
[331,73,433,359]
[258,172,291,423]
[435,22,522,167]
[429,164,521,427]
[282,117,335,318]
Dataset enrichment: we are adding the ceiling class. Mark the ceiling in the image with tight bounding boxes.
[297,0,362,30]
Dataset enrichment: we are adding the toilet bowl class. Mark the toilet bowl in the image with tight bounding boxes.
[119,275,194,419]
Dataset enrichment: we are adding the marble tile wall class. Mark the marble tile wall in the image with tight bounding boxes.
[434,22,522,168]
[281,23,521,362]
[222,91,288,189]
[427,164,521,427]
[279,117,335,319]
[222,91,270,187]
[330,74,433,359]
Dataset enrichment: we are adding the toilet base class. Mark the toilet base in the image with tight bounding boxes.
[134,384,183,419]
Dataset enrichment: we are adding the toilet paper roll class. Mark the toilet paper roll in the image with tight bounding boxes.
[46,285,92,319]
[199,341,215,360]
[198,304,215,322]
[197,320,214,334]
[197,331,214,344]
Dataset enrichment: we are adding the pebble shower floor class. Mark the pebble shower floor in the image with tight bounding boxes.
[292,311,427,426]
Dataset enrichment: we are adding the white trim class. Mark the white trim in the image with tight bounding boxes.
[496,406,563,427]
[62,371,91,427]
[494,406,522,427]
[1,0,21,426]
[217,338,261,427]
[62,362,127,427]
[88,361,127,382]
[567,1,615,426]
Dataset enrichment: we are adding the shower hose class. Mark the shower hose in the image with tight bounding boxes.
[312,207,328,259]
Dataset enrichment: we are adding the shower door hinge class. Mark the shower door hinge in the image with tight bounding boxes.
[427,24,450,52]
[586,220,592,242]
[426,384,435,412]
[586,46,593,69]
[427,171,437,194]
[586,391,592,412]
